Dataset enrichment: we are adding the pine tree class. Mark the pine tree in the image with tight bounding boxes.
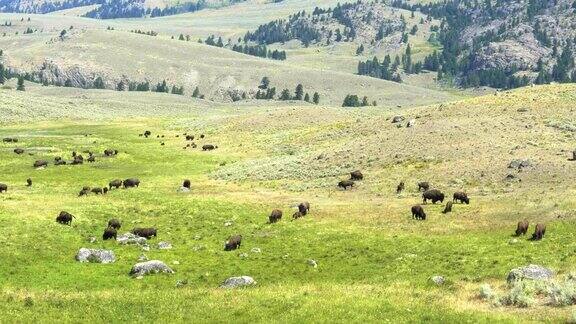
[304,93,310,102]
[192,86,200,98]
[93,77,105,89]
[313,92,320,104]
[294,84,304,100]
[116,81,125,91]
[16,76,25,91]
[280,89,291,100]
[64,79,73,87]
[259,77,270,89]
[361,96,369,106]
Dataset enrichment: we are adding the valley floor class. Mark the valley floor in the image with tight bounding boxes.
[1,85,576,322]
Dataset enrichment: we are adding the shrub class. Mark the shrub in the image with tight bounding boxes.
[499,281,533,308]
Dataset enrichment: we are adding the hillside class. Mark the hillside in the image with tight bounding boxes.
[0,25,456,106]
[0,84,575,321]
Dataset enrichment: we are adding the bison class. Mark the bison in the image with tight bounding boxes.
[109,179,122,189]
[103,227,117,240]
[453,192,470,204]
[350,170,364,181]
[531,223,546,241]
[411,205,426,220]
[13,148,24,155]
[26,178,32,187]
[54,160,67,166]
[396,181,405,194]
[338,180,354,190]
[292,211,304,220]
[79,188,90,196]
[91,187,103,195]
[87,155,96,163]
[417,182,430,192]
[186,135,194,141]
[56,211,75,225]
[2,137,17,143]
[132,227,157,239]
[202,144,217,151]
[183,179,191,189]
[515,220,529,236]
[298,202,310,215]
[123,178,140,188]
[108,218,121,230]
[33,160,48,168]
[0,183,7,193]
[269,209,282,223]
[224,235,242,251]
[442,201,453,214]
[423,189,445,204]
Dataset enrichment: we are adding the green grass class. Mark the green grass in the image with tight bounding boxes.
[1,84,576,321]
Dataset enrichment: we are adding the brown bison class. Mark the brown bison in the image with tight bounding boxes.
[56,211,75,225]
[186,135,194,141]
[298,202,310,215]
[423,189,445,204]
[108,218,121,230]
[71,155,84,165]
[109,179,122,189]
[144,130,151,137]
[13,148,24,154]
[183,179,191,189]
[292,211,304,220]
[411,205,426,220]
[442,201,453,214]
[26,178,32,187]
[417,182,430,192]
[79,188,90,196]
[515,220,529,236]
[103,227,117,240]
[104,149,118,156]
[132,227,157,239]
[123,178,140,188]
[224,235,242,251]
[91,187,104,195]
[202,144,217,151]
[338,180,354,190]
[33,160,48,168]
[87,155,96,163]
[350,170,363,181]
[453,192,470,204]
[200,134,205,139]
[0,183,7,193]
[2,137,17,143]
[531,223,546,241]
[269,209,283,223]
[55,160,66,166]
[396,181,405,194]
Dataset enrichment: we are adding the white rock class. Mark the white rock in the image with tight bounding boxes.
[220,276,256,289]
[75,248,115,264]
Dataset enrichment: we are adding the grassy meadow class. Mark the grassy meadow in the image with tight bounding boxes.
[0,84,576,322]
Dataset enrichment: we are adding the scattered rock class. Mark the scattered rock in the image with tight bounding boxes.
[250,247,261,253]
[220,276,256,289]
[431,275,445,285]
[176,279,188,288]
[508,159,533,170]
[239,253,249,259]
[224,221,233,227]
[508,239,519,245]
[507,264,554,284]
[391,116,405,123]
[117,233,147,245]
[307,259,318,268]
[130,260,174,277]
[138,254,148,262]
[172,260,180,265]
[178,187,190,193]
[406,119,416,128]
[87,236,97,244]
[157,242,172,250]
[75,248,115,264]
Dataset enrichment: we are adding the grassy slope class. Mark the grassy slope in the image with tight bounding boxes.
[0,30,455,107]
[0,84,575,322]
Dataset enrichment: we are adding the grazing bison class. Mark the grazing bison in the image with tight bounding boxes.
[411,205,426,220]
[453,192,470,204]
[417,182,430,192]
[292,211,304,220]
[531,223,546,241]
[298,202,310,215]
[26,178,32,187]
[224,235,242,251]
[442,201,453,214]
[202,144,217,151]
[350,170,364,181]
[515,220,529,236]
[132,227,157,239]
[108,218,121,230]
[423,189,445,204]
[103,227,117,240]
[396,181,405,194]
[109,179,122,189]
[33,160,48,168]
[186,135,194,141]
[338,180,355,190]
[200,134,205,139]
[123,178,140,188]
[2,137,17,143]
[0,183,7,193]
[79,188,90,196]
[56,211,75,225]
[183,179,191,189]
[144,130,151,137]
[54,160,66,166]
[102,187,108,194]
[71,156,84,165]
[91,187,104,195]
[269,209,283,223]
[13,148,24,154]
[87,155,96,163]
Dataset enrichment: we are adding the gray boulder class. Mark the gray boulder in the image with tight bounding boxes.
[406,119,416,128]
[157,241,172,250]
[508,159,533,170]
[117,232,147,245]
[431,275,445,285]
[75,248,116,264]
[391,116,405,123]
[130,260,174,277]
[220,276,256,289]
[507,264,554,284]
